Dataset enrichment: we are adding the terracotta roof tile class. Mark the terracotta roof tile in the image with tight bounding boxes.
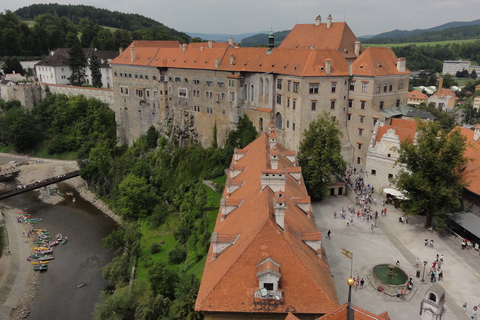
[316,303,390,320]
[408,90,428,100]
[351,47,410,76]
[374,119,417,145]
[196,132,339,315]
[457,126,480,195]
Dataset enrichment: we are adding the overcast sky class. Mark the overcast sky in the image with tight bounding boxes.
[4,0,480,37]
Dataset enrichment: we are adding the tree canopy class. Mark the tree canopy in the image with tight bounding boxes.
[395,121,469,229]
[297,111,346,201]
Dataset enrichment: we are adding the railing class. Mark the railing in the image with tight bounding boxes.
[0,170,80,200]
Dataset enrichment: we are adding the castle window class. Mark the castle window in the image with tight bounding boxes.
[331,100,336,110]
[361,101,366,109]
[347,113,351,120]
[287,97,290,108]
[286,120,289,128]
[311,100,317,111]
[293,82,299,93]
[349,81,355,91]
[260,78,264,95]
[183,76,188,83]
[276,94,282,105]
[178,88,187,97]
[371,169,376,175]
[396,99,400,107]
[251,84,255,101]
[383,82,388,92]
[429,293,436,302]
[206,77,213,86]
[380,101,384,109]
[228,79,235,87]
[287,80,291,91]
[264,283,274,290]
[389,82,393,92]
[362,82,368,92]
[275,112,283,129]
[292,99,296,109]
[357,143,362,150]
[217,78,225,87]
[168,73,172,81]
[277,79,282,90]
[331,82,336,93]
[376,83,381,93]
[348,99,353,108]
[193,76,200,85]
[309,83,319,94]
[358,128,364,136]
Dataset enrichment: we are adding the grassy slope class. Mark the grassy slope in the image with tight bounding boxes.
[136,176,224,284]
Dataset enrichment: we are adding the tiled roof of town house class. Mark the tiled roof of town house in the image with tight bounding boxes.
[284,313,301,320]
[110,40,181,66]
[351,47,410,76]
[195,132,339,315]
[316,303,391,320]
[457,126,480,195]
[374,119,417,145]
[278,21,363,60]
[407,90,428,100]
[438,88,456,97]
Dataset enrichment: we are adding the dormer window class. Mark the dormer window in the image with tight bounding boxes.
[254,258,283,300]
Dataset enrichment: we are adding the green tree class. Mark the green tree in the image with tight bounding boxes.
[297,111,346,200]
[117,173,156,219]
[89,49,103,88]
[2,57,25,75]
[471,69,477,80]
[395,121,469,229]
[170,274,202,320]
[148,262,179,299]
[68,38,87,86]
[0,106,40,151]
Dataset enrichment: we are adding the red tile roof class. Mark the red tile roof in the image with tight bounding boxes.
[316,303,391,320]
[374,119,417,145]
[351,47,410,76]
[196,132,339,315]
[408,90,428,100]
[278,21,363,59]
[457,126,480,195]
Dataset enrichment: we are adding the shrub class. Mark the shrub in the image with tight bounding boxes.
[150,243,161,254]
[168,247,186,264]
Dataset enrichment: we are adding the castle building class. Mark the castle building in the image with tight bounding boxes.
[195,123,339,319]
[110,14,410,170]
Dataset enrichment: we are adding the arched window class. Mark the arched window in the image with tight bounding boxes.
[429,293,436,302]
[260,78,264,95]
[275,112,283,130]
[244,84,248,100]
[259,118,264,131]
[265,79,270,96]
[251,84,255,101]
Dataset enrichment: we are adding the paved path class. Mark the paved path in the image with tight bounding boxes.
[313,194,478,320]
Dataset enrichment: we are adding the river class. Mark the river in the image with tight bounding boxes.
[2,181,117,320]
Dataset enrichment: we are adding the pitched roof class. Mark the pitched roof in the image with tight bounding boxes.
[316,303,391,320]
[407,90,428,100]
[375,119,418,145]
[457,126,480,195]
[196,130,339,315]
[278,20,363,59]
[35,48,119,68]
[351,47,410,76]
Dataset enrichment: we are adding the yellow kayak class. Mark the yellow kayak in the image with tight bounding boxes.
[32,261,50,265]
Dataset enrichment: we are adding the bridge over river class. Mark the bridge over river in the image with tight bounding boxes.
[0,170,80,200]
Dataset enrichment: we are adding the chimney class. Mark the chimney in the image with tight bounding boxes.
[474,124,480,141]
[274,191,286,230]
[315,15,321,26]
[270,147,279,170]
[230,54,235,65]
[325,59,332,75]
[397,57,406,72]
[119,47,124,55]
[130,46,135,63]
[228,38,234,47]
[437,78,443,99]
[327,14,332,29]
[355,41,361,57]
[182,43,187,52]
[215,57,219,69]
[208,40,213,48]
[200,45,204,51]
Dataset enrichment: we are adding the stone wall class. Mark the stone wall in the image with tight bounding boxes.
[41,83,114,106]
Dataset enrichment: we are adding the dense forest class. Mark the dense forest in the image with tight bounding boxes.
[391,40,480,73]
[0,7,191,58]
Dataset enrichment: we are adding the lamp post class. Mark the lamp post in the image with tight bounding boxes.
[347,277,355,320]
[421,260,428,283]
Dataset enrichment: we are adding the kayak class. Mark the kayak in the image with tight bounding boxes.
[32,261,50,265]
[62,238,68,245]
[33,264,48,271]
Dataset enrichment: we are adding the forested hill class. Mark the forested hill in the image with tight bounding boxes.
[240,30,290,47]
[362,24,480,44]
[14,3,190,38]
[363,19,480,41]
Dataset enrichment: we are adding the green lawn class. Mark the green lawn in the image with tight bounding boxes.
[364,39,479,48]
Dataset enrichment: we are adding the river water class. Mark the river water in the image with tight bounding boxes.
[2,182,117,320]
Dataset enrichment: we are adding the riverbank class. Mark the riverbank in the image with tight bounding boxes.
[0,154,121,319]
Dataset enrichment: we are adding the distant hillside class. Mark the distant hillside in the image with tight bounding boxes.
[363,24,480,44]
[360,19,480,43]
[186,31,269,42]
[240,30,291,47]
[14,3,190,39]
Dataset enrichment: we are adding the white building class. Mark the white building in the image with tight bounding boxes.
[35,48,118,89]
[442,60,471,75]
[366,118,417,192]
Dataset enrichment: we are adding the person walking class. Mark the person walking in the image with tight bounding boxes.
[371,224,374,233]
[360,278,365,289]
[334,211,337,219]
[415,258,419,267]
[463,302,468,313]
[327,229,331,239]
